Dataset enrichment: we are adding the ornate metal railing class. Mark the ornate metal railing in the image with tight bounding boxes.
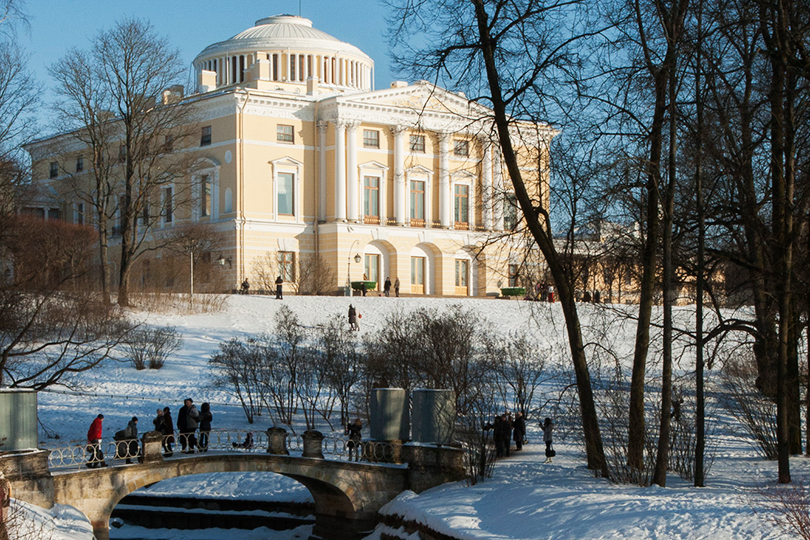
[46,428,397,471]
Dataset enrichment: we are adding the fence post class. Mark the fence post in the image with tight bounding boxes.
[140,431,164,464]
[302,430,324,459]
[267,427,290,455]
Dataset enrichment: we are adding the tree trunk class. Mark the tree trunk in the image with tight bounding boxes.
[472,0,608,477]
[627,64,666,472]
[653,59,678,487]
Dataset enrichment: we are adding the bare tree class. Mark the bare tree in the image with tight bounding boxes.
[318,314,364,427]
[50,48,119,304]
[484,330,548,417]
[387,0,609,476]
[52,18,196,307]
[0,216,134,389]
[163,222,219,310]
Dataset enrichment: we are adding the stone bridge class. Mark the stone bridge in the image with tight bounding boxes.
[0,432,465,540]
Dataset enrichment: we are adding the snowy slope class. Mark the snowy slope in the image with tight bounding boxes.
[21,294,809,540]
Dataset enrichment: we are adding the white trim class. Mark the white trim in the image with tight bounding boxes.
[451,170,476,230]
[270,156,304,223]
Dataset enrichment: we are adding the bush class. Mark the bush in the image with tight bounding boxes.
[126,325,182,370]
[500,287,526,297]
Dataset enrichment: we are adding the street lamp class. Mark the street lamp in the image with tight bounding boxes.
[348,239,361,296]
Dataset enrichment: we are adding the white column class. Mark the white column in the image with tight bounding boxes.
[318,121,328,221]
[482,137,493,230]
[494,149,504,231]
[346,122,359,222]
[391,125,407,225]
[334,121,346,221]
[379,171,387,225]
[438,132,451,228]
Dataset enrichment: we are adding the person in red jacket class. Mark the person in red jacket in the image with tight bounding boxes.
[86,414,107,468]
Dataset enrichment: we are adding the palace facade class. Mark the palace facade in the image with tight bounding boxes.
[25,15,555,296]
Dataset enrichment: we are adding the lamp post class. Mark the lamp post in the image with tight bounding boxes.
[348,239,361,296]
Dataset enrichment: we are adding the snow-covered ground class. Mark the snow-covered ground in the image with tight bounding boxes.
[14,294,810,539]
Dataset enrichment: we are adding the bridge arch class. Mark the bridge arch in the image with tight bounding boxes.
[51,454,409,539]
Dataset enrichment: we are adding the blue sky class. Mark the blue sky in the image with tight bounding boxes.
[20,0,396,129]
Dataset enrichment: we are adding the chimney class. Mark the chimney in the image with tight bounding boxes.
[390,80,408,89]
[307,76,320,95]
[199,70,217,93]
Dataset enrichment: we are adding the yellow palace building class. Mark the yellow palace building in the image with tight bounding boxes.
[25,15,555,297]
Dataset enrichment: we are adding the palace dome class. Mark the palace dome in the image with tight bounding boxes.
[194,15,374,92]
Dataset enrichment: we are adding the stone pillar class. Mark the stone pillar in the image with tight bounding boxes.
[493,149,504,231]
[140,431,163,464]
[302,430,324,459]
[391,125,407,225]
[334,121,347,221]
[317,121,328,222]
[481,137,493,230]
[401,444,466,493]
[267,427,290,455]
[346,122,359,222]
[438,133,451,228]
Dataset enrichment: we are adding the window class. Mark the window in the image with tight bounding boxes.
[504,192,518,230]
[363,129,379,148]
[76,203,84,226]
[116,195,126,233]
[163,135,174,153]
[200,126,212,146]
[48,208,61,221]
[364,176,379,223]
[119,144,126,161]
[364,254,380,288]
[454,184,469,227]
[200,175,211,217]
[163,186,173,224]
[141,202,149,226]
[509,264,519,287]
[410,180,425,225]
[277,172,294,215]
[277,124,294,143]
[455,259,469,288]
[75,156,84,173]
[278,251,294,282]
[49,162,58,179]
[411,256,425,293]
[289,54,296,81]
[454,139,469,157]
[410,134,425,153]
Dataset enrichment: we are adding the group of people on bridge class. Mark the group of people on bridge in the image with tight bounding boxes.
[86,398,213,467]
[485,413,555,463]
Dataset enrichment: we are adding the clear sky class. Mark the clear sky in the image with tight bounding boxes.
[19,0,397,131]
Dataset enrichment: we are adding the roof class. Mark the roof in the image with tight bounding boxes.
[194,15,371,64]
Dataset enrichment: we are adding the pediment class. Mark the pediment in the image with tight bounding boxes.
[342,81,491,119]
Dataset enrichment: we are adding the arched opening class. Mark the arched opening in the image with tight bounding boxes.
[110,471,318,537]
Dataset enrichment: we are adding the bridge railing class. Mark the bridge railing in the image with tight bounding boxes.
[46,429,398,470]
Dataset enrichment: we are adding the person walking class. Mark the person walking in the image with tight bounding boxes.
[394,277,400,297]
[383,277,391,297]
[240,278,250,295]
[542,417,555,463]
[199,402,212,452]
[275,276,283,299]
[86,414,106,468]
[513,412,526,451]
[346,418,363,462]
[348,304,358,331]
[160,407,175,457]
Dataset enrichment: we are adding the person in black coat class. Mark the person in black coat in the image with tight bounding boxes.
[199,402,212,451]
[161,407,175,457]
[275,276,283,299]
[383,277,392,297]
[512,412,526,451]
[346,419,363,462]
